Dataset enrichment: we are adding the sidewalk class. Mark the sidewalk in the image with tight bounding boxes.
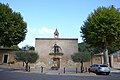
[12,67,120,76]
[111,68,120,73]
[29,68,96,76]
[5,67,96,76]
[0,65,120,76]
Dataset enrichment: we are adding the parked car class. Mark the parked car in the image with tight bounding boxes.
[89,64,110,75]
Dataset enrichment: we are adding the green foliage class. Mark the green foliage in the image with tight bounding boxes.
[81,5,120,64]
[29,46,35,50]
[81,5,120,49]
[8,61,15,64]
[10,45,19,50]
[78,42,103,54]
[78,42,89,52]
[108,47,120,55]
[71,52,91,62]
[0,3,27,47]
[79,42,119,55]
[22,45,35,51]
[71,42,94,63]
[15,51,39,63]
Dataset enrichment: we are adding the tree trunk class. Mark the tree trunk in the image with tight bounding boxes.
[25,62,29,71]
[91,53,93,65]
[103,47,109,65]
[80,61,83,73]
[23,61,24,67]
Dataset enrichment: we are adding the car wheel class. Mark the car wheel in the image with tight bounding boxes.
[106,72,110,75]
[96,73,100,75]
[95,70,99,75]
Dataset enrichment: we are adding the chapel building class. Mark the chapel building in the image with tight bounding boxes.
[35,29,78,69]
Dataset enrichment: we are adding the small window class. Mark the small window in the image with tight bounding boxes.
[95,64,99,67]
[54,44,59,53]
[100,65,108,67]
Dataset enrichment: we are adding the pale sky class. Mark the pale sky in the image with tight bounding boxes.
[0,0,120,48]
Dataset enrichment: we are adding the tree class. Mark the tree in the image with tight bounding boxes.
[22,45,30,50]
[108,47,120,55]
[29,46,35,50]
[78,42,104,64]
[81,5,120,65]
[0,3,27,47]
[71,52,91,73]
[22,45,35,51]
[10,45,20,50]
[15,51,39,71]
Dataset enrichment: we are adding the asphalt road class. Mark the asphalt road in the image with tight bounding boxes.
[0,69,120,80]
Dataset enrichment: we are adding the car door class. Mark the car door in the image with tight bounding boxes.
[90,64,95,72]
[92,64,97,72]
[94,64,99,72]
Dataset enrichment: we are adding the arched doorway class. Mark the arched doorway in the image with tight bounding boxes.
[49,43,63,70]
[51,58,60,70]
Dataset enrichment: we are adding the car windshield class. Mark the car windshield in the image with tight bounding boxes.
[100,65,108,67]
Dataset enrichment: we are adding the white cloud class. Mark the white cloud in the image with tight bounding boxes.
[27,26,54,35]
[18,27,55,48]
[38,27,54,34]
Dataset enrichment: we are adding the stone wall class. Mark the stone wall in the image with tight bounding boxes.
[0,53,3,63]
[92,55,103,64]
[35,38,78,69]
[110,50,120,68]
[0,50,15,64]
